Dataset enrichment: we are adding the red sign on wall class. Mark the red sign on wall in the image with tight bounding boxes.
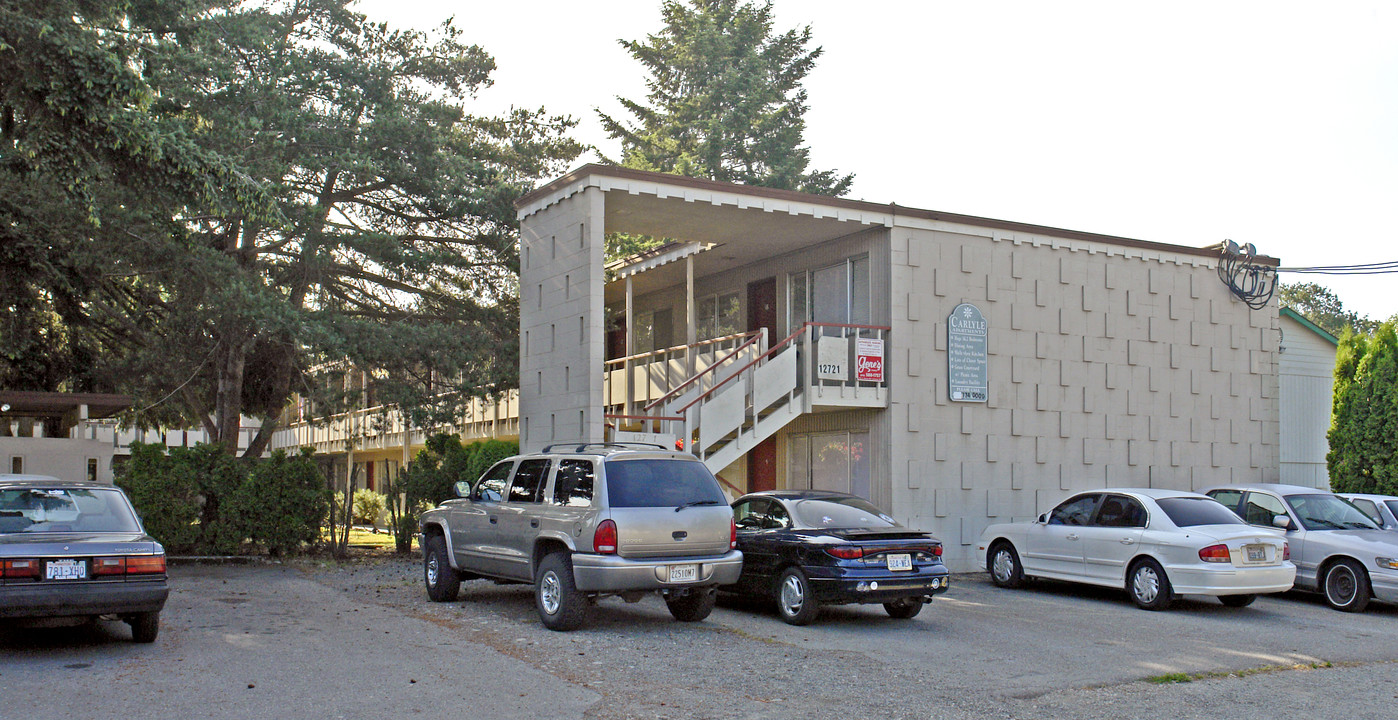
[856,338,884,382]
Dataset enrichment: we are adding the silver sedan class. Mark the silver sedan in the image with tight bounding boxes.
[977,488,1295,611]
[1204,484,1398,612]
[1337,493,1398,531]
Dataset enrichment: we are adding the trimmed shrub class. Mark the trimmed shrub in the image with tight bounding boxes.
[352,488,387,526]
[222,448,332,556]
[116,443,330,556]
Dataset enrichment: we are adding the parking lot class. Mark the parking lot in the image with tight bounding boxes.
[3,559,1397,719]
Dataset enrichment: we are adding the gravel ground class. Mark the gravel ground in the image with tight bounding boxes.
[5,556,1395,719]
[311,556,1398,720]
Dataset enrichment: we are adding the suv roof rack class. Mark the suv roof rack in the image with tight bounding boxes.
[540,442,668,454]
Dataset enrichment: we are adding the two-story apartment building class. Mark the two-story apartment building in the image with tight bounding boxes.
[515,165,1282,571]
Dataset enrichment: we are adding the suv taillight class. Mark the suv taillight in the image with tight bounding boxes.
[1198,544,1231,563]
[594,519,618,555]
[730,517,737,550]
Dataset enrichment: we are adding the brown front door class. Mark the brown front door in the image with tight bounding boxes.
[747,277,779,492]
[747,277,777,341]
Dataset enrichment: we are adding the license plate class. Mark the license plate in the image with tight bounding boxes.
[887,553,913,571]
[668,564,697,582]
[46,559,87,581]
[1246,545,1268,563]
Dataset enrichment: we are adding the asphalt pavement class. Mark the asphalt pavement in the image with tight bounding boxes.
[3,559,1396,719]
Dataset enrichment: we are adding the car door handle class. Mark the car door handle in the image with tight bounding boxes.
[1120,538,1136,545]
[489,516,498,524]
[530,519,539,528]
[1065,533,1079,541]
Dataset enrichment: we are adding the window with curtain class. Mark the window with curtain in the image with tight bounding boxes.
[789,255,870,332]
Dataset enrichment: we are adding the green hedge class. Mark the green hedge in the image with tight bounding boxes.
[117,443,331,556]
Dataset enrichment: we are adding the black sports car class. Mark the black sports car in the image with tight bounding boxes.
[1,475,169,642]
[724,490,949,624]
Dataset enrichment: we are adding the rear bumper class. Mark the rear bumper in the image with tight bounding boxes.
[0,579,169,619]
[808,566,952,605]
[571,550,743,592]
[1165,563,1296,596]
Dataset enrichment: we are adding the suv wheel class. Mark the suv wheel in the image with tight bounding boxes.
[665,588,717,622]
[423,533,461,602]
[775,567,820,625]
[536,552,586,631]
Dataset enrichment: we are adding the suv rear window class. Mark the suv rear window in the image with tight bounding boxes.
[1156,497,1246,527]
[603,459,725,508]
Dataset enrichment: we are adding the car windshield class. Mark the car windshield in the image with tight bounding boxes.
[603,459,726,508]
[1156,497,1246,527]
[790,497,899,529]
[1285,494,1380,531]
[0,488,141,534]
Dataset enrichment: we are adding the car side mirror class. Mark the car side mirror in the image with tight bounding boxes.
[454,481,472,498]
[1037,512,1049,524]
[1272,515,1293,531]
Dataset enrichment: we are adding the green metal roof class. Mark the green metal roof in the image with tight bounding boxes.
[1280,306,1340,346]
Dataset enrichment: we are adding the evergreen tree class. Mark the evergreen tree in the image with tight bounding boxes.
[2,1,583,455]
[599,0,852,196]
[1328,321,1398,493]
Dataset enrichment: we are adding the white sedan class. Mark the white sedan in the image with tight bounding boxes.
[977,489,1296,610]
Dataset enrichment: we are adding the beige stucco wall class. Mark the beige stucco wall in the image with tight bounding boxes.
[1278,313,1336,489]
[1,437,117,484]
[518,188,608,452]
[886,223,1281,571]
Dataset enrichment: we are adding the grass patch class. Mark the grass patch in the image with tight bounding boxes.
[1146,661,1335,686]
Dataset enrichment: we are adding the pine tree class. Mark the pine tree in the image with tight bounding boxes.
[1328,321,1398,493]
[599,0,852,196]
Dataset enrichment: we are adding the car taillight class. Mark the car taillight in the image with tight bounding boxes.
[93,557,127,575]
[730,517,737,550]
[825,546,865,560]
[2,559,41,579]
[93,555,167,576]
[930,544,943,557]
[126,555,167,575]
[594,519,618,555]
[1199,544,1232,563]
[1283,542,1290,561]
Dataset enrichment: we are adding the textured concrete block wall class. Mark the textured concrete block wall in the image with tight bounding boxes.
[887,225,1280,571]
[518,188,607,452]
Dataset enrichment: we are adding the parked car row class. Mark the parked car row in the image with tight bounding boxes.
[978,483,1398,614]
[417,443,950,630]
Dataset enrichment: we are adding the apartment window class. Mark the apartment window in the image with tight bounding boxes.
[789,255,871,332]
[87,458,99,482]
[632,309,674,354]
[10,456,22,474]
[696,292,741,341]
[788,431,871,500]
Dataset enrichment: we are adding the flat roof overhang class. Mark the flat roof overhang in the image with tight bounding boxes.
[517,164,1279,304]
[0,391,132,419]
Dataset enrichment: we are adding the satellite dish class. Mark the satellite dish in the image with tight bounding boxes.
[1224,239,1240,255]
[1242,242,1257,257]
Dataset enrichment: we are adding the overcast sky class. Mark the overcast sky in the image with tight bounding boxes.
[356,0,1398,321]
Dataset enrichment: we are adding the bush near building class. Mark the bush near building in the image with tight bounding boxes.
[384,436,519,552]
[1329,321,1398,494]
[117,443,331,556]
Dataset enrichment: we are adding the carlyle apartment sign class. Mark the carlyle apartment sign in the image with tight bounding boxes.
[947,303,988,402]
